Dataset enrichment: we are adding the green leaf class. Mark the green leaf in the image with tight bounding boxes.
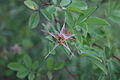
[90,59,107,74]
[68,1,88,10]
[62,45,71,57]
[28,73,35,80]
[24,0,39,10]
[105,46,116,59]
[16,68,29,79]
[65,11,74,27]
[29,12,40,29]
[41,9,52,21]
[98,74,105,80]
[52,0,57,4]
[80,53,102,62]
[105,46,110,59]
[109,10,120,23]
[86,17,110,26]
[83,22,88,37]
[47,5,56,14]
[60,0,71,7]
[47,71,52,80]
[8,63,25,71]
[32,61,39,71]
[46,35,54,42]
[111,10,120,17]
[113,0,120,9]
[46,57,54,70]
[57,23,61,31]
[54,61,64,70]
[67,6,84,14]
[76,22,88,37]
[23,54,32,68]
[109,15,120,23]
[76,7,97,25]
[110,46,116,57]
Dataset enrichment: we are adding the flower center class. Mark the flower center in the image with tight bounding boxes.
[57,35,65,44]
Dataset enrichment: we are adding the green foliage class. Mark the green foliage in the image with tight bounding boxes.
[67,6,84,14]
[65,11,74,27]
[32,61,39,71]
[54,60,64,70]
[68,1,88,10]
[8,62,29,79]
[85,17,110,26]
[90,59,107,74]
[8,55,39,80]
[46,57,54,70]
[28,73,35,80]
[23,54,32,68]
[41,9,53,21]
[109,10,120,23]
[24,0,39,10]
[52,0,57,4]
[8,63,25,71]
[47,5,56,14]
[47,71,52,80]
[66,1,88,14]
[81,53,102,62]
[46,57,64,70]
[60,0,71,7]
[28,12,40,29]
[1,0,120,80]
[16,68,28,79]
[76,7,97,25]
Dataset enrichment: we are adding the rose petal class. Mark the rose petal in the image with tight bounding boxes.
[63,34,75,39]
[49,32,59,39]
[41,29,59,39]
[60,22,65,35]
[62,41,74,56]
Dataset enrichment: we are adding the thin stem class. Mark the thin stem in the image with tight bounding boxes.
[45,51,52,59]
[45,43,59,59]
[112,55,120,62]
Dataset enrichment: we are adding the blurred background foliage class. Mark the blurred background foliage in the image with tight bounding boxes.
[0,0,120,80]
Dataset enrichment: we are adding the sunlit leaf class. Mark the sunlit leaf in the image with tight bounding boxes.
[24,0,39,10]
